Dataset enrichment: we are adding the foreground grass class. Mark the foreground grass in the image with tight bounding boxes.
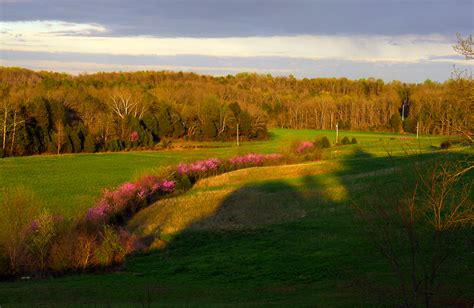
[0,128,446,218]
[0,149,471,306]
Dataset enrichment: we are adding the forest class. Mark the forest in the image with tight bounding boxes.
[0,67,472,157]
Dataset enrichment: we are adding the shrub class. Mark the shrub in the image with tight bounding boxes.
[177,158,221,179]
[175,154,284,182]
[303,147,323,161]
[228,153,284,168]
[130,131,139,143]
[29,210,57,272]
[161,138,172,149]
[440,140,452,149]
[351,137,358,144]
[289,140,312,154]
[177,174,192,191]
[50,229,97,272]
[49,232,77,272]
[117,228,142,254]
[288,140,323,161]
[0,187,40,275]
[341,136,351,145]
[94,226,125,267]
[314,136,331,149]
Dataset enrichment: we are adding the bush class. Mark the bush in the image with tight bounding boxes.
[28,210,57,272]
[50,229,97,272]
[314,136,331,149]
[177,174,192,191]
[440,140,452,149]
[287,140,323,162]
[290,140,314,155]
[0,187,41,275]
[94,226,125,267]
[161,138,172,149]
[351,137,358,144]
[341,136,351,145]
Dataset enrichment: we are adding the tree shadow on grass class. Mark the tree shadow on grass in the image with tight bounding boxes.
[125,149,472,305]
[2,150,472,306]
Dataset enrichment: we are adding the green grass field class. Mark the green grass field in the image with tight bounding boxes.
[0,128,445,217]
[1,129,471,306]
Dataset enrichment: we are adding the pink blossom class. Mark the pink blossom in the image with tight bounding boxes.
[137,189,148,200]
[228,153,283,167]
[86,151,286,225]
[265,153,284,160]
[296,141,314,154]
[87,199,111,222]
[130,131,139,142]
[177,158,221,176]
[177,163,189,175]
[158,179,176,193]
[30,220,39,232]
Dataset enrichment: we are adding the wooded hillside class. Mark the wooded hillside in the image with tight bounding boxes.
[0,67,472,156]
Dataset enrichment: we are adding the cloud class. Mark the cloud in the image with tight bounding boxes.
[2,49,472,82]
[1,0,472,37]
[1,20,108,36]
[0,21,466,64]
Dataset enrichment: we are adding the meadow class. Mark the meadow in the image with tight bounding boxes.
[0,128,444,218]
[0,128,472,306]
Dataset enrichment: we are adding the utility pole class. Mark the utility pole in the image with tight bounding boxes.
[401,99,406,121]
[416,121,419,139]
[335,122,339,144]
[236,123,240,147]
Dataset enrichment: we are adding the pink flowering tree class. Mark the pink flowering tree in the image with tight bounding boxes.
[86,152,288,227]
[130,131,139,143]
[177,158,222,180]
[87,179,176,224]
[295,141,314,154]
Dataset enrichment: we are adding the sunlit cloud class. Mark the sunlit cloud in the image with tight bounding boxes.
[1,20,107,37]
[0,20,464,64]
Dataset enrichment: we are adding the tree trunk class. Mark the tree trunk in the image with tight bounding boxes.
[10,110,17,154]
[2,103,7,150]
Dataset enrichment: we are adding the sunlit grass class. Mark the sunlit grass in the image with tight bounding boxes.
[0,128,447,218]
[128,159,397,244]
[0,145,471,305]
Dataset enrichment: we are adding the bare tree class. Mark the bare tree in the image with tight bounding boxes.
[453,33,473,60]
[9,106,25,154]
[450,33,474,143]
[0,85,11,152]
[109,87,146,119]
[355,154,473,306]
[54,119,65,155]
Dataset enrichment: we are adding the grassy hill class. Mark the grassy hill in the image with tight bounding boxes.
[0,128,445,218]
[0,130,471,305]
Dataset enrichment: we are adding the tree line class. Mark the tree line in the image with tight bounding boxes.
[0,67,472,157]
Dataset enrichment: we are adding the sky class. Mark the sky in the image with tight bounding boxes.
[1,0,473,82]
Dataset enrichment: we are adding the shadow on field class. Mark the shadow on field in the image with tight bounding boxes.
[126,149,471,305]
[4,150,471,306]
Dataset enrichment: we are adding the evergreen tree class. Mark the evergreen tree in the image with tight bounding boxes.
[390,113,403,132]
[156,106,173,137]
[70,128,82,153]
[83,134,96,153]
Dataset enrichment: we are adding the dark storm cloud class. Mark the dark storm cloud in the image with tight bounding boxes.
[1,0,473,37]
